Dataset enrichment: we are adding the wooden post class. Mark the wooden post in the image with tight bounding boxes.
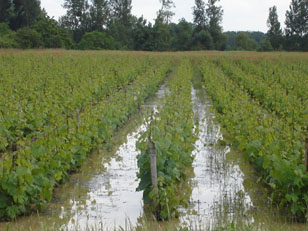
[12,142,17,168]
[149,139,158,193]
[76,108,80,131]
[305,138,308,172]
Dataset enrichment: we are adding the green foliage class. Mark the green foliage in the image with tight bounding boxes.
[0,23,17,48]
[10,0,44,30]
[235,32,258,50]
[0,0,14,24]
[192,29,213,50]
[285,0,308,51]
[33,17,74,49]
[0,0,308,52]
[206,0,224,49]
[137,60,197,220]
[258,39,273,52]
[108,0,134,49]
[170,19,193,51]
[266,6,282,50]
[200,56,308,219]
[78,30,115,50]
[193,0,207,32]
[0,35,16,48]
[15,27,42,49]
[152,18,171,51]
[60,0,92,42]
[0,22,11,35]
[224,31,266,50]
[192,0,224,50]
[108,19,132,50]
[157,0,175,25]
[131,16,154,51]
[0,53,170,220]
[285,0,308,37]
[89,0,109,31]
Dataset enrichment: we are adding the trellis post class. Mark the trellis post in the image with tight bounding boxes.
[305,138,308,172]
[149,139,158,193]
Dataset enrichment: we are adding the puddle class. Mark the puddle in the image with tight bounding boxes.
[179,74,307,231]
[57,83,168,230]
[1,83,168,231]
[179,85,253,229]
[59,125,145,230]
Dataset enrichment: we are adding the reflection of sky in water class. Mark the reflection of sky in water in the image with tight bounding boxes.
[60,83,168,230]
[2,82,254,231]
[180,87,253,229]
[1,80,307,231]
[60,83,254,230]
[61,126,145,230]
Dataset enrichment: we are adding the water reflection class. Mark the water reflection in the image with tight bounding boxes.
[57,83,168,230]
[180,85,253,229]
[0,83,168,231]
[2,79,306,231]
[60,125,145,230]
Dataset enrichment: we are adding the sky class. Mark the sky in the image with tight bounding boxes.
[40,0,291,32]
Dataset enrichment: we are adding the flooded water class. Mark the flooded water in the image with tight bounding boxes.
[59,125,144,230]
[179,84,253,229]
[1,78,307,231]
[182,76,307,231]
[1,83,168,231]
[55,84,168,230]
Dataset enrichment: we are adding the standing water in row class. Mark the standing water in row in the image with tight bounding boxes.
[57,84,168,230]
[2,77,306,231]
[179,82,253,229]
[179,74,306,231]
[1,83,168,231]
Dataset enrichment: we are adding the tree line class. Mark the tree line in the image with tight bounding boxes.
[0,0,307,51]
[267,1,308,51]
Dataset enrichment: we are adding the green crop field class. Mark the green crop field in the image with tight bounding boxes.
[1,50,308,226]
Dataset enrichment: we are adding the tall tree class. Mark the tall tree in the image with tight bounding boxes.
[131,16,154,51]
[285,0,308,37]
[157,0,175,24]
[110,0,132,24]
[89,0,110,31]
[192,0,212,50]
[206,0,224,49]
[170,19,193,51]
[285,0,308,50]
[152,16,170,50]
[193,0,207,32]
[11,0,43,30]
[150,0,175,51]
[267,6,282,50]
[108,0,133,48]
[0,0,14,24]
[60,0,91,42]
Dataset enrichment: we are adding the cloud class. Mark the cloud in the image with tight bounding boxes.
[221,0,290,32]
[41,0,66,20]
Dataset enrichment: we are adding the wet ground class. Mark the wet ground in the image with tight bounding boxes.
[1,83,168,231]
[1,78,307,231]
[178,85,253,229]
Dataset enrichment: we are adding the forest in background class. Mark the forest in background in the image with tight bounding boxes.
[0,0,307,51]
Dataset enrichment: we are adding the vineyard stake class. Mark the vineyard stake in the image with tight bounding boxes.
[305,138,308,172]
[12,142,18,168]
[149,139,158,193]
[76,108,80,131]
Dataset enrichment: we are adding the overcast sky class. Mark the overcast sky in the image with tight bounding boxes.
[40,0,291,32]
